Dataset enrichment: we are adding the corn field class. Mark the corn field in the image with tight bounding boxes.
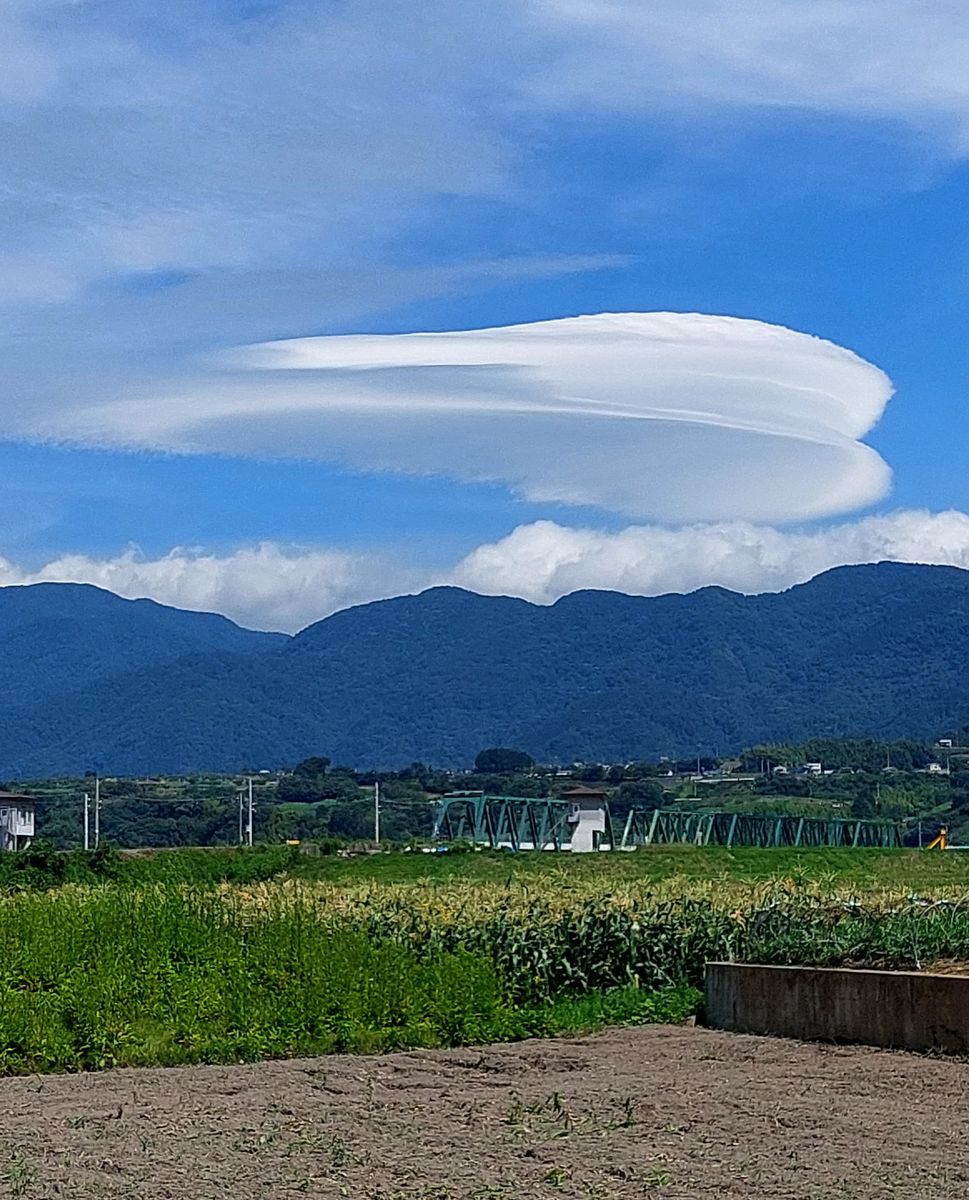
[4,866,969,1074]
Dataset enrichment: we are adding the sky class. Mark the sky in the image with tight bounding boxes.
[4,0,969,630]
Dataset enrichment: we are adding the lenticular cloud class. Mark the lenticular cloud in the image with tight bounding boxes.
[78,312,894,523]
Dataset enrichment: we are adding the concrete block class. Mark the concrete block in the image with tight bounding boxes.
[704,962,969,1052]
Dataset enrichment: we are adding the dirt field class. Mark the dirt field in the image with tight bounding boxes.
[2,1026,969,1199]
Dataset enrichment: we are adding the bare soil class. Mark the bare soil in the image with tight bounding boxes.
[3,1026,969,1199]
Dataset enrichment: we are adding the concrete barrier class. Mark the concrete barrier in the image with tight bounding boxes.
[704,962,969,1052]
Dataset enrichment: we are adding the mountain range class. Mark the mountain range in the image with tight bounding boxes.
[0,562,966,778]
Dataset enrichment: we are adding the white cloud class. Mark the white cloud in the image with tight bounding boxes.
[5,509,969,633]
[57,311,890,524]
[529,0,969,148]
[452,510,969,602]
[0,543,416,634]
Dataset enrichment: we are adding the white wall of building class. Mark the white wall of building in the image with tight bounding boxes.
[0,802,35,851]
[568,802,607,853]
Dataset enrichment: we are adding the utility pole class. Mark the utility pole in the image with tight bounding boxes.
[93,774,101,851]
[246,776,254,848]
[83,792,90,852]
[374,780,381,846]
[237,787,244,845]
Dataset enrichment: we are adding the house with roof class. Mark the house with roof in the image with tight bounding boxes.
[0,792,35,852]
[562,785,609,852]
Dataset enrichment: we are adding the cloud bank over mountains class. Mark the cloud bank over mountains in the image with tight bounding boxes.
[3,509,969,633]
[0,543,410,635]
[452,511,969,606]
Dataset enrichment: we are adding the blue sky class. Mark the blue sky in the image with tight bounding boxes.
[4,0,969,629]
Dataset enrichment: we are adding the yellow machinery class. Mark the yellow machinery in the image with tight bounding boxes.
[925,826,969,850]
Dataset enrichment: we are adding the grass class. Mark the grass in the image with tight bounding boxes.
[9,841,969,895]
[279,842,969,892]
[528,984,701,1037]
[279,844,969,891]
[6,843,969,1075]
[0,842,301,892]
[0,884,701,1075]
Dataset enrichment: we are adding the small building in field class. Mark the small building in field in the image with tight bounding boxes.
[0,792,35,852]
[562,785,608,852]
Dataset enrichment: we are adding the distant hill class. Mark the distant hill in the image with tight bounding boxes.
[0,563,968,776]
[0,583,283,704]
[0,584,284,774]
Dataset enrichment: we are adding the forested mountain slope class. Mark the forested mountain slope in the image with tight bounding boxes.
[0,583,283,709]
[0,563,966,776]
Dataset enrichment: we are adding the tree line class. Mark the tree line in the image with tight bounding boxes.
[15,733,969,851]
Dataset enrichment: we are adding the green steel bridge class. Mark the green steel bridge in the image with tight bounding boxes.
[625,807,902,849]
[432,793,902,850]
[433,792,604,851]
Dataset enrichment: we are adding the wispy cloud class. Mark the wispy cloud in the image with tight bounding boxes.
[1,0,964,319]
[0,1,516,309]
[528,1,969,149]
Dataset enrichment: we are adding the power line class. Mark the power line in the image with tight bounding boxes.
[28,790,275,806]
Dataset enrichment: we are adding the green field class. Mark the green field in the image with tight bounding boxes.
[285,844,969,889]
[4,844,969,1075]
[9,841,969,891]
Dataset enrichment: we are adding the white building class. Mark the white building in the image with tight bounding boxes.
[563,786,608,853]
[0,793,35,852]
